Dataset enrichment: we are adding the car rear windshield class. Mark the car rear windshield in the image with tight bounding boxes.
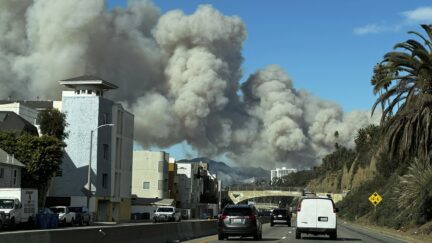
[157,207,174,212]
[224,207,252,216]
[273,209,287,214]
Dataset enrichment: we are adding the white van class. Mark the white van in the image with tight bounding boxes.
[295,196,338,239]
[0,188,38,226]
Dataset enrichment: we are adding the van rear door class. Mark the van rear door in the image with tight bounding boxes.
[316,198,336,229]
[297,198,317,228]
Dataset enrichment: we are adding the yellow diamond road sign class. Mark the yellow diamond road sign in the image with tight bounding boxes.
[368,192,382,206]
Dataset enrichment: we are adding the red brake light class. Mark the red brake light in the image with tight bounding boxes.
[219,213,227,220]
[297,204,301,212]
[249,214,256,221]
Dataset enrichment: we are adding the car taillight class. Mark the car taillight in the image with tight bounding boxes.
[297,205,301,212]
[219,214,227,220]
[249,214,256,221]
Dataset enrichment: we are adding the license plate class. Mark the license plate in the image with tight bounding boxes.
[232,218,243,223]
[278,215,283,218]
[318,217,328,222]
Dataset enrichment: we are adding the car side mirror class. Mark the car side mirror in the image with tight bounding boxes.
[334,208,339,213]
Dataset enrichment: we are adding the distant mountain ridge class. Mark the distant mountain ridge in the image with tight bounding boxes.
[177,157,270,186]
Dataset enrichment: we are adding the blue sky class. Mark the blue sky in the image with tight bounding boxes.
[109,0,432,161]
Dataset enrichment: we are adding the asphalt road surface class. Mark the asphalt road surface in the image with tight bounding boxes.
[184,221,407,243]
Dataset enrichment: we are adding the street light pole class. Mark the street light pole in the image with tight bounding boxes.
[86,123,115,211]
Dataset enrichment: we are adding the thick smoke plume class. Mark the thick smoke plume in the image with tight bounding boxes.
[0,0,380,169]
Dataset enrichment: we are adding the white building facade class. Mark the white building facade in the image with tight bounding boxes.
[48,76,134,222]
[132,151,169,199]
[270,167,298,182]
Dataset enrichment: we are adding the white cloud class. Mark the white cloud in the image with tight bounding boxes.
[402,6,432,22]
[354,24,385,35]
[354,6,432,36]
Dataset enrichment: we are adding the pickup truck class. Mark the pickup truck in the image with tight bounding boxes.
[153,206,181,223]
[68,206,90,226]
[50,206,76,225]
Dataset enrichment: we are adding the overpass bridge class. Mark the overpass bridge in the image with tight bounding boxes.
[227,186,345,205]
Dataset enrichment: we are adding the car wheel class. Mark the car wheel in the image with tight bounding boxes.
[270,222,274,227]
[254,231,261,240]
[218,234,225,240]
[62,219,67,226]
[287,220,291,227]
[295,229,301,239]
[330,230,337,240]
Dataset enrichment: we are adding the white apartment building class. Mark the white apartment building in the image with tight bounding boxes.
[132,151,169,199]
[270,167,298,182]
[48,75,134,222]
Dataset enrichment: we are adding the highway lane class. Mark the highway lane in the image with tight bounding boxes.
[184,221,407,243]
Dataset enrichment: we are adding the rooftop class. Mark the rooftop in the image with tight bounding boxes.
[59,75,118,90]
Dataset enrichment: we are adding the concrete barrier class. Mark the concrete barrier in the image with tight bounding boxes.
[0,220,217,243]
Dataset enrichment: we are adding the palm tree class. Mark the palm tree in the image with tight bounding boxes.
[371,24,432,161]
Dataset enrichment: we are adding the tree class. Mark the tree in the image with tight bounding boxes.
[38,108,68,140]
[371,24,432,161]
[0,131,65,207]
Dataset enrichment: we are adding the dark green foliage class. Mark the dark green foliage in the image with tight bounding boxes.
[38,108,68,140]
[317,146,356,176]
[337,174,406,228]
[371,25,432,162]
[0,130,65,207]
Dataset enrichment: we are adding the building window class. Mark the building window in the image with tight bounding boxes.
[102,173,108,189]
[143,182,150,189]
[103,144,109,159]
[76,90,80,94]
[158,161,163,172]
[13,170,17,185]
[55,168,63,177]
[87,90,92,94]
[0,168,4,179]
[158,180,163,190]
[96,90,100,96]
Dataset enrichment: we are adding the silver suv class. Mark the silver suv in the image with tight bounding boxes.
[153,206,181,222]
[218,204,262,240]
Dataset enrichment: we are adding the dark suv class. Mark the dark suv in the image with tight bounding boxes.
[218,204,262,240]
[270,208,291,227]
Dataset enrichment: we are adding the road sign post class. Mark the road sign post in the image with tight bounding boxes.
[368,192,382,213]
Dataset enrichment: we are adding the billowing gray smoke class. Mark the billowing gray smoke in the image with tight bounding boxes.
[0,0,380,169]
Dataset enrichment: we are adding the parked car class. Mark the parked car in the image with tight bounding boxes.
[218,204,262,240]
[295,196,338,239]
[270,208,291,227]
[50,206,76,226]
[68,206,90,226]
[153,206,181,222]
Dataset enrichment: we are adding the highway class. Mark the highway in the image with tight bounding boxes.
[185,221,407,243]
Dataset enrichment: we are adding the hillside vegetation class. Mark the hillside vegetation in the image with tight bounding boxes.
[278,25,432,235]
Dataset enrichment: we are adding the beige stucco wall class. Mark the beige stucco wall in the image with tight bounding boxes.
[132,151,168,199]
